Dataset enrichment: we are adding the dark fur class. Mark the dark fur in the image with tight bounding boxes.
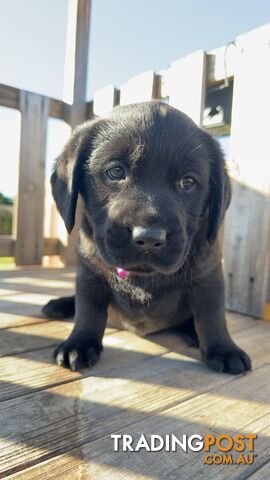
[43,101,251,374]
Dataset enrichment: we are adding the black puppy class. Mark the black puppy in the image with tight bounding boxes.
[43,101,251,374]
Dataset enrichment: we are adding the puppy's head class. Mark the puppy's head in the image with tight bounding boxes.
[51,101,231,275]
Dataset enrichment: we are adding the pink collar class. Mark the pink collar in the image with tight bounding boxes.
[116,267,129,279]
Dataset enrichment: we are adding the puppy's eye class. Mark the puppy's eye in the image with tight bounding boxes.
[106,166,126,181]
[178,176,196,191]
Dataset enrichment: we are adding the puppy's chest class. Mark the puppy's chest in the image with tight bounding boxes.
[108,279,190,336]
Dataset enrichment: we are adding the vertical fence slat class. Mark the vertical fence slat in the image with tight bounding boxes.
[228,25,270,195]
[15,92,49,265]
[93,85,119,117]
[223,25,270,317]
[120,71,160,105]
[164,50,206,125]
[224,181,270,317]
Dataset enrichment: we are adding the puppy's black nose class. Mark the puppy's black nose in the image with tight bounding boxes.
[132,226,166,251]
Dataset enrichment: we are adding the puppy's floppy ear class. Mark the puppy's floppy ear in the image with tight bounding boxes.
[205,135,232,245]
[51,118,102,233]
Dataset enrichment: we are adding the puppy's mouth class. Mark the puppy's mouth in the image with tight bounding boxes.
[95,231,190,277]
[115,265,154,278]
[111,248,191,278]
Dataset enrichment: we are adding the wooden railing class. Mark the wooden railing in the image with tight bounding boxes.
[0,85,69,263]
[0,0,91,266]
[0,10,269,319]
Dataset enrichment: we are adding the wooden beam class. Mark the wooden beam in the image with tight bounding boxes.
[14,92,49,265]
[207,44,236,86]
[43,238,62,256]
[0,83,70,121]
[49,98,71,122]
[0,83,19,110]
[86,99,94,118]
[152,74,162,100]
[0,237,64,258]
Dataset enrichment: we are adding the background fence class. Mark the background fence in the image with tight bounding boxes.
[0,0,269,319]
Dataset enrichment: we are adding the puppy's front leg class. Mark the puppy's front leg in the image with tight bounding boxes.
[190,265,251,374]
[54,262,110,371]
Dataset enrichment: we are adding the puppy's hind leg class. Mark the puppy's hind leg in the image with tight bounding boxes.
[179,317,200,348]
[42,296,75,319]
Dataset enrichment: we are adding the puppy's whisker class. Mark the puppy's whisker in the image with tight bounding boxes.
[189,144,203,154]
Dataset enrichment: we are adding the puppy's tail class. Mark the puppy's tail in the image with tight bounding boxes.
[42,296,75,319]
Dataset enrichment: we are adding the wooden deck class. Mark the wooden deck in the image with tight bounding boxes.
[0,267,269,479]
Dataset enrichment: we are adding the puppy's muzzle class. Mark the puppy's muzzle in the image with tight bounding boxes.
[132,226,166,252]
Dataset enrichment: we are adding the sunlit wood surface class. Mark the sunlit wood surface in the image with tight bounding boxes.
[0,267,269,479]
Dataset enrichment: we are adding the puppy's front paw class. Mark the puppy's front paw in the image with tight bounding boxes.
[54,335,102,371]
[203,344,251,374]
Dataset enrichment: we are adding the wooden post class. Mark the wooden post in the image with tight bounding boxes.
[69,0,91,125]
[64,0,91,265]
[15,92,49,265]
[223,25,270,317]
[164,50,206,125]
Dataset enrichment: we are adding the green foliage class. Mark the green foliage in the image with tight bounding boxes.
[0,192,13,205]
[0,206,12,235]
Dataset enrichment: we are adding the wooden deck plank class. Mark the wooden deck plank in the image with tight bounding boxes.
[0,267,74,328]
[0,354,243,477]
[0,276,74,296]
[0,267,76,282]
[0,312,268,403]
[0,329,268,473]
[148,311,260,354]
[0,330,167,402]
[0,321,120,359]
[46,366,269,479]
[247,461,270,479]
[0,293,60,329]
[3,364,270,479]
[0,297,259,332]
[0,267,269,479]
[0,311,254,357]
[0,320,74,357]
